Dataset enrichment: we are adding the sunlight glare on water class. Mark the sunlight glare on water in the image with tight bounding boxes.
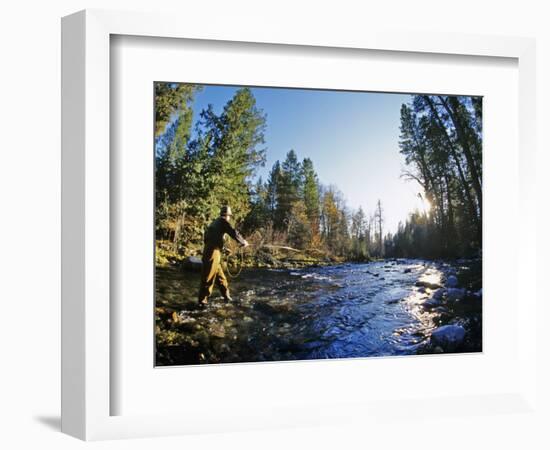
[403,266,445,334]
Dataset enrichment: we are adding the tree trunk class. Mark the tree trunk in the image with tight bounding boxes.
[407,111,444,231]
[423,96,481,238]
[438,96,482,218]
[172,211,185,252]
[443,173,456,255]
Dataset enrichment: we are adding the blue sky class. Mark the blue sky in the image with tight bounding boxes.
[190,84,426,235]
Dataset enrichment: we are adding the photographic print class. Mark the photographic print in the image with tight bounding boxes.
[154,83,482,366]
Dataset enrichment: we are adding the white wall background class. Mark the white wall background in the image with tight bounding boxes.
[0,1,548,448]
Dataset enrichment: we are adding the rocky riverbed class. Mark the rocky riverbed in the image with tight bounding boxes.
[155,258,482,366]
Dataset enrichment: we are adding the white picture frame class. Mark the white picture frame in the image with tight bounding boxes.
[61,9,537,441]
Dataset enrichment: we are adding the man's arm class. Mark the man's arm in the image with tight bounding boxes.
[223,220,248,246]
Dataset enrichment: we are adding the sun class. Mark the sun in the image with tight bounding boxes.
[416,192,432,215]
[423,198,432,213]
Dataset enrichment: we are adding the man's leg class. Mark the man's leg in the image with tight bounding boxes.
[216,264,231,301]
[198,248,219,305]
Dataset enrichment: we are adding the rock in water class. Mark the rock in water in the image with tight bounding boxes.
[208,323,226,338]
[430,325,466,351]
[446,287,466,302]
[415,280,442,289]
[183,256,203,271]
[446,275,459,288]
[422,297,442,309]
[253,301,278,315]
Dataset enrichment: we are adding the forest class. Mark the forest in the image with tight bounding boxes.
[154,83,482,267]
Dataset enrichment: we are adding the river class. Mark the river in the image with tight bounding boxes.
[155,259,482,366]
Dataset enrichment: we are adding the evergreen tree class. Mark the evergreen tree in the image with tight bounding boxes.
[154,82,199,137]
[350,207,368,260]
[374,199,384,257]
[301,157,321,243]
[155,86,266,255]
[275,150,302,231]
[196,88,267,225]
[395,94,482,258]
[266,160,282,222]
[154,84,199,249]
[244,176,270,233]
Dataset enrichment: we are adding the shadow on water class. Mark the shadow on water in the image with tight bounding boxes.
[155,259,482,366]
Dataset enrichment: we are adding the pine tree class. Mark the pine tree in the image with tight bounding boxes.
[266,160,282,223]
[396,94,483,258]
[244,176,270,233]
[275,150,302,231]
[154,84,199,248]
[350,207,368,260]
[301,157,321,243]
[374,199,384,257]
[154,82,199,137]
[197,88,267,224]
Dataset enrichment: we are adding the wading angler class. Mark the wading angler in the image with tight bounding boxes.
[198,206,249,306]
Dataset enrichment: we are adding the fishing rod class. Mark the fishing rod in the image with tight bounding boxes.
[223,239,257,279]
[223,227,302,279]
[223,242,299,278]
[222,229,265,279]
[223,244,245,279]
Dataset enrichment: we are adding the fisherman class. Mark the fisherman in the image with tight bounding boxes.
[197,206,249,306]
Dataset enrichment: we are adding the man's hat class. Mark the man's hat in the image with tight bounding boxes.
[220,205,232,216]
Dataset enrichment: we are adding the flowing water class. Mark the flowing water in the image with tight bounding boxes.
[155,259,482,366]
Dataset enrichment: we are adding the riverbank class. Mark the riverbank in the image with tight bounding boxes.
[156,239,356,271]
